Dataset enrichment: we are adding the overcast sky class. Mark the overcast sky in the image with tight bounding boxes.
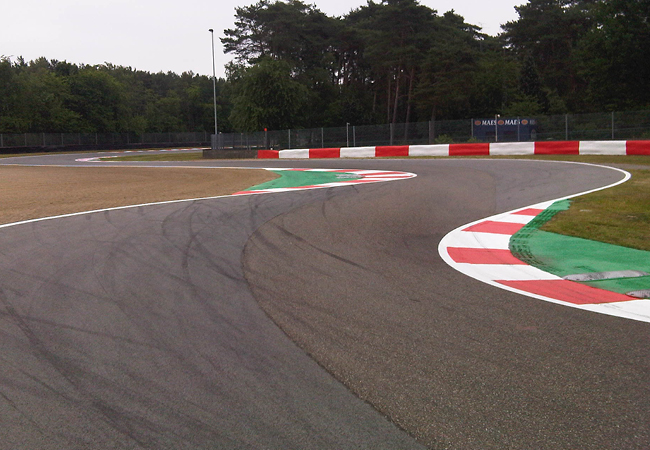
[2,0,522,78]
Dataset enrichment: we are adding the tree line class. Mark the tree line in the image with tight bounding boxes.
[1,0,648,135]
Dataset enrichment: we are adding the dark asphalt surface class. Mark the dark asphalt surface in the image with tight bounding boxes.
[1,152,648,449]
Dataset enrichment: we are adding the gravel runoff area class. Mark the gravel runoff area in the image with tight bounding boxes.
[0,165,276,225]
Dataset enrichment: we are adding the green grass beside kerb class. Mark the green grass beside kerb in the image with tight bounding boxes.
[542,169,650,251]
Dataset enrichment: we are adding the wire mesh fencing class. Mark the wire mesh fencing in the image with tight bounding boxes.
[211,110,650,151]
[3,110,650,151]
[0,132,211,150]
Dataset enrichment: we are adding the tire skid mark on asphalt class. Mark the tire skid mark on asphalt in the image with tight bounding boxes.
[23,155,649,322]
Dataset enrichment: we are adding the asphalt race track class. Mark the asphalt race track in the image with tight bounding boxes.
[0,152,648,449]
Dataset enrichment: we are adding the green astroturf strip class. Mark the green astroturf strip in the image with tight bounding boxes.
[245,170,361,191]
[510,200,650,295]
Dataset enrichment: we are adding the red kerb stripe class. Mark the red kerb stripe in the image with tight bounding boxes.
[463,221,525,235]
[447,248,526,265]
[497,279,635,305]
[513,208,544,216]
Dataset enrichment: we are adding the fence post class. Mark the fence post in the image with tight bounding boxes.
[288,129,291,149]
[0,134,3,147]
[612,111,615,140]
[565,114,569,140]
[390,123,394,146]
[346,123,350,147]
[353,126,356,147]
[429,120,435,144]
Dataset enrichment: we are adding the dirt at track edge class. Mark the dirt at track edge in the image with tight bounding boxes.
[0,165,277,225]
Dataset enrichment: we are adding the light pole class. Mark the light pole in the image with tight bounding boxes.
[209,29,218,149]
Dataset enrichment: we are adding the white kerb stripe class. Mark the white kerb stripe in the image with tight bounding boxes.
[449,231,512,250]
[453,263,562,282]
[491,214,538,225]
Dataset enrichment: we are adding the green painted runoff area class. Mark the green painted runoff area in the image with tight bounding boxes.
[245,170,360,191]
[510,200,650,295]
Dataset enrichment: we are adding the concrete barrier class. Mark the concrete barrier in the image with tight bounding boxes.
[256,140,650,159]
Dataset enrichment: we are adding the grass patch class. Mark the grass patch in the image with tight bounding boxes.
[542,169,650,251]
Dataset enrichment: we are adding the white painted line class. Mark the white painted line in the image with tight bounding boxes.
[582,300,650,322]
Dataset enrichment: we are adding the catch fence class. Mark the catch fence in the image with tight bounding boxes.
[3,110,650,152]
[214,110,650,151]
[0,131,210,151]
